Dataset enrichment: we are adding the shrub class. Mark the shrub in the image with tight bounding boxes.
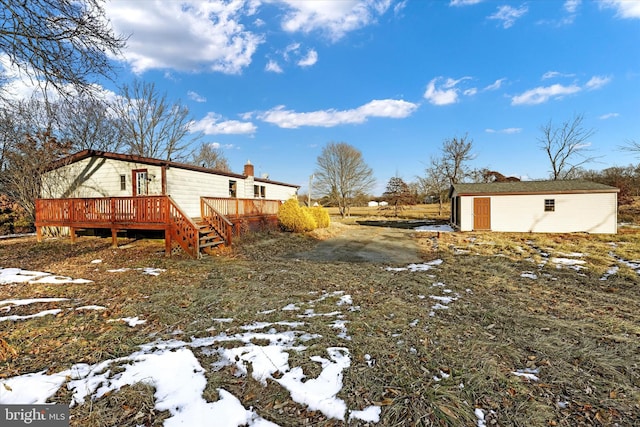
[307,206,330,228]
[278,198,317,232]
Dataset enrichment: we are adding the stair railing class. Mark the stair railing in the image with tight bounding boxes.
[167,196,199,258]
[201,197,234,246]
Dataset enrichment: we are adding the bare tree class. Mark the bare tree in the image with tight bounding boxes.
[0,0,126,100]
[190,142,230,171]
[421,157,450,216]
[58,96,125,152]
[315,142,375,217]
[0,99,72,220]
[539,114,597,180]
[440,134,474,184]
[621,139,640,157]
[113,80,199,161]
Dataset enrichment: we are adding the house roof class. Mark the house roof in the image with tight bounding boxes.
[47,150,300,189]
[450,180,619,197]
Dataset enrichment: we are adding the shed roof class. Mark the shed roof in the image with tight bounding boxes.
[47,150,300,189]
[450,180,619,197]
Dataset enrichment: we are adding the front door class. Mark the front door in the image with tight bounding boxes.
[473,197,491,230]
[132,169,148,196]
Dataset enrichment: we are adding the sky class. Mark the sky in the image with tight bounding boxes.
[2,231,637,425]
[5,0,640,195]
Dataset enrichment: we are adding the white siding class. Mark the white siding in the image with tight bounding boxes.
[165,167,231,216]
[457,193,617,234]
[41,158,163,198]
[43,155,299,218]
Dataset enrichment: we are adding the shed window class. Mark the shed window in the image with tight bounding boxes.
[544,199,555,212]
[120,175,126,190]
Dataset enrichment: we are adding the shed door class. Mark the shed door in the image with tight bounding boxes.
[473,197,491,230]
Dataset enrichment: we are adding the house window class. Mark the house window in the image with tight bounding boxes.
[544,199,555,212]
[229,180,237,198]
[120,175,126,191]
[254,185,266,198]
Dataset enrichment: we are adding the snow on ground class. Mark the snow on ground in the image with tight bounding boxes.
[0,269,381,424]
[3,241,636,425]
[0,268,92,285]
[414,224,454,232]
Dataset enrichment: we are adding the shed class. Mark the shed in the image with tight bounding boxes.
[36,150,300,257]
[449,180,619,234]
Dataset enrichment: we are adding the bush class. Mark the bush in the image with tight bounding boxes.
[278,198,317,232]
[307,206,330,228]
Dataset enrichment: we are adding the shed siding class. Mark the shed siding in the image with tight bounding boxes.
[458,193,617,234]
[41,157,163,198]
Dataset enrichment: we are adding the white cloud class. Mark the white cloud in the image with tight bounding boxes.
[187,91,207,103]
[464,88,478,96]
[585,75,612,90]
[276,0,393,41]
[564,0,581,14]
[265,60,284,73]
[488,5,528,28]
[542,71,575,80]
[484,78,506,91]
[209,142,236,150]
[512,74,611,105]
[423,77,472,106]
[190,112,257,135]
[104,1,263,74]
[485,127,522,134]
[599,112,619,120]
[511,83,581,105]
[256,99,418,128]
[297,49,318,67]
[449,0,483,6]
[599,0,640,18]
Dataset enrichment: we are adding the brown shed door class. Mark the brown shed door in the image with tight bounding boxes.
[473,197,491,230]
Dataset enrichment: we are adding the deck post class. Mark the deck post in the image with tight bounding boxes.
[36,226,42,242]
[164,227,171,257]
[70,227,77,244]
[111,228,118,248]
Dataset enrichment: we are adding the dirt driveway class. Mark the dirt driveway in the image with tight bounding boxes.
[291,221,429,265]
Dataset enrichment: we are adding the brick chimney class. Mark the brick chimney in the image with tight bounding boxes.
[243,160,254,177]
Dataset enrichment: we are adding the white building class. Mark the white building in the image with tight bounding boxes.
[449,181,619,234]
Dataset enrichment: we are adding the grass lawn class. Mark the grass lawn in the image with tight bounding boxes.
[0,211,639,426]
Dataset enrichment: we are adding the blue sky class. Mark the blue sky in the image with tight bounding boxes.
[12,0,640,195]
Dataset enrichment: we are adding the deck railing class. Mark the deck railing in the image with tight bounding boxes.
[201,198,234,246]
[35,196,281,258]
[36,196,169,226]
[200,197,282,219]
[167,197,199,258]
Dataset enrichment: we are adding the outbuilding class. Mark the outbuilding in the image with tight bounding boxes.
[449,180,619,234]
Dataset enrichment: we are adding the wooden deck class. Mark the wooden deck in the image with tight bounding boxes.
[35,196,283,258]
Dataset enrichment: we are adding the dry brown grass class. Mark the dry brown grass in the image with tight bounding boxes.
[1,222,639,426]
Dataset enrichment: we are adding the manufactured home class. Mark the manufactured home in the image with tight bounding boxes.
[449,181,619,234]
[36,150,300,257]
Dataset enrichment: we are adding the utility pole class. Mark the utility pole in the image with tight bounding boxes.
[308,174,314,207]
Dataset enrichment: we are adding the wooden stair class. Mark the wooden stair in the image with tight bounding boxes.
[193,217,226,254]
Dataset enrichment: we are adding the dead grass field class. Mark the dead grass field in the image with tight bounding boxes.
[1,213,639,426]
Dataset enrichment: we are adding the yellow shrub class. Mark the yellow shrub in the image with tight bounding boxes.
[306,206,330,228]
[278,198,317,232]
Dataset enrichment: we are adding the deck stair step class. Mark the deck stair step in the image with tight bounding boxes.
[192,217,226,253]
